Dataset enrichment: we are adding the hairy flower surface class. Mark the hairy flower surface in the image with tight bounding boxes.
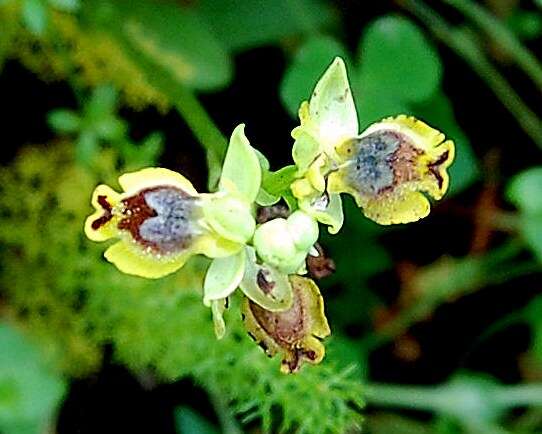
[242,275,330,374]
[290,57,455,229]
[85,167,247,278]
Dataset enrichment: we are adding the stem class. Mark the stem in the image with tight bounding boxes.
[172,86,228,190]
[360,241,538,352]
[400,0,542,149]
[108,26,228,190]
[495,384,542,408]
[441,0,542,92]
[366,382,542,411]
[365,383,448,412]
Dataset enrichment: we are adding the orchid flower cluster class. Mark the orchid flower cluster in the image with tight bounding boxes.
[84,58,455,373]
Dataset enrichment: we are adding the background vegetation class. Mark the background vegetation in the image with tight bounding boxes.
[1,0,542,433]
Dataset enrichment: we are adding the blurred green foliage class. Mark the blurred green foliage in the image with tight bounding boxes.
[0,323,66,434]
[0,141,363,433]
[1,0,542,432]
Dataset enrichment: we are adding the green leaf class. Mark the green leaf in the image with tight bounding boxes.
[354,84,410,130]
[281,36,350,117]
[507,10,542,41]
[75,131,99,164]
[47,109,81,134]
[220,124,261,202]
[255,188,280,207]
[48,0,80,12]
[22,0,48,35]
[358,15,442,103]
[175,406,219,434]
[506,167,542,214]
[112,0,232,90]
[0,323,66,434]
[85,84,118,119]
[203,250,246,305]
[507,168,542,260]
[196,0,336,52]
[137,132,164,166]
[262,165,297,197]
[95,117,127,141]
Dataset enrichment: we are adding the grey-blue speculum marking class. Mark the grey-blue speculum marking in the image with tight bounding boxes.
[343,131,402,196]
[139,187,199,254]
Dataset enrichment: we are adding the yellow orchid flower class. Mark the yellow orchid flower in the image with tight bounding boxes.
[84,124,262,279]
[84,167,248,278]
[242,275,330,374]
[290,57,455,229]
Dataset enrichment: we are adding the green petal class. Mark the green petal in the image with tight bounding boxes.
[202,195,256,244]
[219,124,262,202]
[286,211,319,251]
[203,249,246,305]
[292,130,321,175]
[307,57,358,151]
[239,247,293,311]
[299,193,344,234]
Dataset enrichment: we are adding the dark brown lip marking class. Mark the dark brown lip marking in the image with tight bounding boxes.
[91,195,114,230]
[257,269,276,294]
[427,150,450,190]
[117,188,159,250]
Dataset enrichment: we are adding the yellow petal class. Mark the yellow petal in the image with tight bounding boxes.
[291,178,315,199]
[104,240,189,278]
[330,115,454,225]
[306,154,327,192]
[84,184,121,242]
[362,115,446,152]
[362,189,430,225]
[118,167,198,196]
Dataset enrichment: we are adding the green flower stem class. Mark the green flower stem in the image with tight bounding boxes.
[107,27,228,190]
[366,382,542,410]
[172,85,227,190]
[400,0,542,149]
[360,241,539,352]
[441,0,542,92]
[494,384,542,408]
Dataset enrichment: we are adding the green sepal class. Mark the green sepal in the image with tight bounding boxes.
[306,57,358,151]
[219,124,261,202]
[203,249,246,306]
[239,247,293,312]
